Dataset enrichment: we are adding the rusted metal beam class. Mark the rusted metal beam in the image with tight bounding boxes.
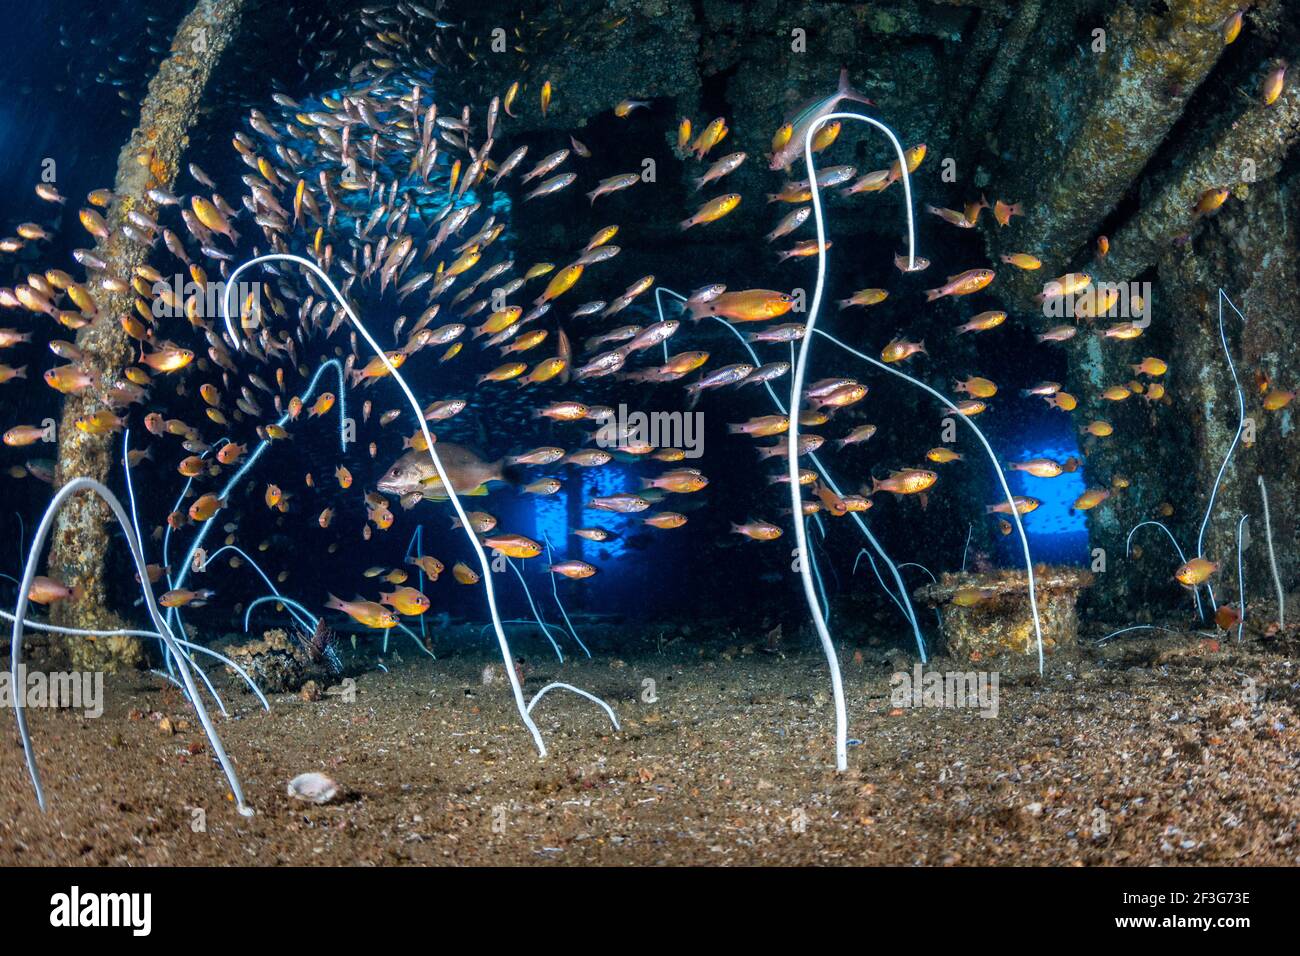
[49,0,248,671]
[988,0,1241,299]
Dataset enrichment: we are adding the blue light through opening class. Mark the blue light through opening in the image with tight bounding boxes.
[530,486,569,559]
[995,429,1090,566]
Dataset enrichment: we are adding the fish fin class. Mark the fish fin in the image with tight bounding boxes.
[496,460,524,488]
[837,67,875,106]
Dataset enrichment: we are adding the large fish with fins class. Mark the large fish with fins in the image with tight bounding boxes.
[377,442,520,499]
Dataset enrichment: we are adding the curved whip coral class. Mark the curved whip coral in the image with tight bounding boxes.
[222,253,617,757]
[659,288,927,660]
[1235,513,1249,643]
[1195,290,1249,609]
[1125,519,1204,618]
[813,328,1046,669]
[1258,475,1285,630]
[165,358,346,614]
[0,611,269,710]
[790,110,1045,767]
[7,478,251,815]
[787,111,914,772]
[527,682,620,731]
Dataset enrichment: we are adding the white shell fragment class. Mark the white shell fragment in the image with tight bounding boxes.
[287,772,341,804]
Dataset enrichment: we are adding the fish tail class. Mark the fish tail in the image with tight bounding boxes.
[324,593,346,612]
[924,288,943,303]
[678,218,695,231]
[496,460,524,488]
[837,67,875,106]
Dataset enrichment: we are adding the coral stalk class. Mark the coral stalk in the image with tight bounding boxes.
[812,326,1045,672]
[1195,290,1249,609]
[1236,514,1248,643]
[1258,475,1285,630]
[791,110,920,771]
[222,255,562,756]
[507,558,563,661]
[1126,519,1204,619]
[8,478,250,815]
[527,683,620,731]
[542,532,591,657]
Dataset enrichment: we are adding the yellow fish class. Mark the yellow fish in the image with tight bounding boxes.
[325,594,398,628]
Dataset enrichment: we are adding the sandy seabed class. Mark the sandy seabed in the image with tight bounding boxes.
[1,629,1297,866]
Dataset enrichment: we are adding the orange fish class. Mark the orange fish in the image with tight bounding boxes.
[993,200,1022,226]
[550,560,598,579]
[688,289,794,322]
[1174,557,1219,587]
[28,575,80,604]
[871,469,937,496]
[731,520,783,541]
[1262,61,1287,106]
[924,269,994,302]
[325,594,398,628]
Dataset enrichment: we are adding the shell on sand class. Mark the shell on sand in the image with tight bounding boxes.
[287,772,341,804]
